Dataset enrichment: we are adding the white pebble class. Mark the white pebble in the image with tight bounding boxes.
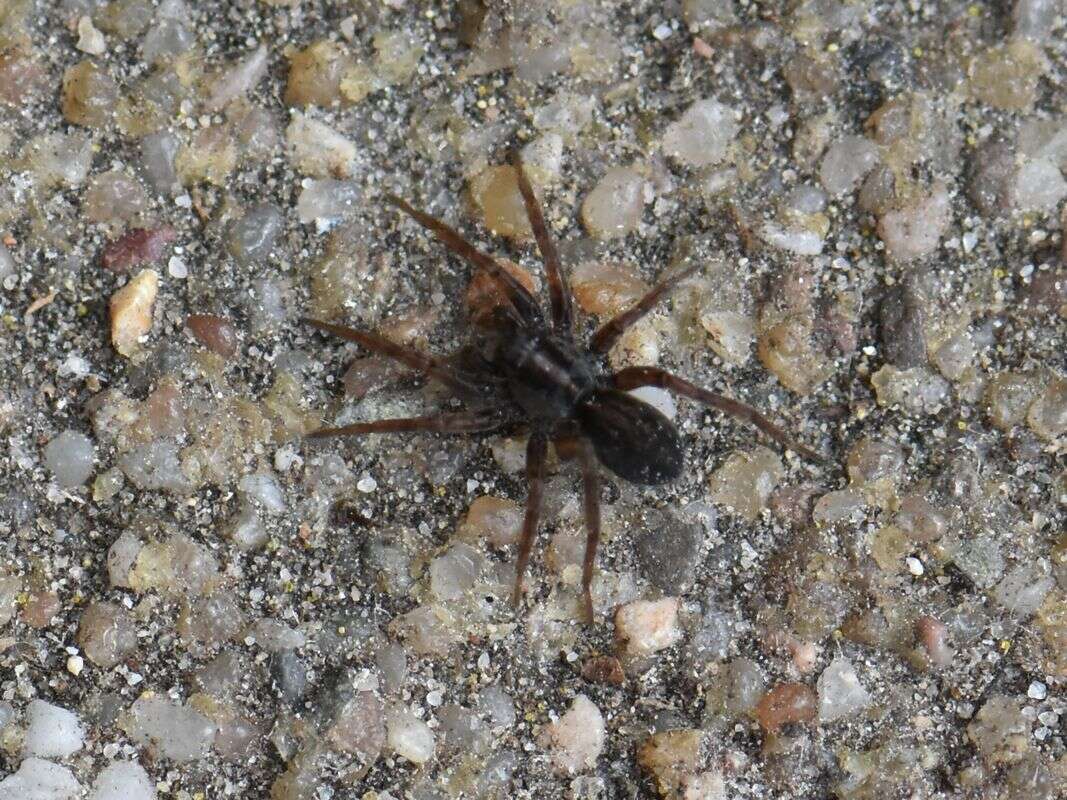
[1027,681,1048,700]
[819,135,879,195]
[0,758,81,800]
[614,597,683,658]
[760,222,824,256]
[22,700,86,759]
[662,99,738,168]
[877,183,951,261]
[817,658,871,722]
[0,241,15,282]
[57,353,91,380]
[542,695,605,774]
[121,696,216,762]
[43,430,95,488]
[167,256,187,279]
[386,707,436,764]
[906,556,925,576]
[296,179,362,224]
[428,543,485,602]
[992,563,1055,617]
[357,474,377,493]
[287,113,358,178]
[66,655,84,676]
[88,761,155,800]
[273,445,302,472]
[581,167,646,239]
[206,44,269,111]
[247,619,305,652]
[76,15,107,55]
[1013,158,1067,212]
[238,472,286,514]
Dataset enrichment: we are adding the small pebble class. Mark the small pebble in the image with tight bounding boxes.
[755,683,817,734]
[186,314,238,358]
[76,16,107,56]
[102,227,177,273]
[0,758,81,800]
[708,447,785,522]
[916,615,954,668]
[109,270,159,357]
[22,700,86,759]
[77,601,137,668]
[385,706,435,764]
[121,695,217,763]
[816,659,871,722]
[43,429,94,488]
[877,182,951,261]
[88,761,155,800]
[581,166,646,239]
[542,695,605,774]
[615,597,683,659]
[662,99,738,168]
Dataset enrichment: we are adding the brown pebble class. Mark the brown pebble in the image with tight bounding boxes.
[187,314,239,359]
[22,590,61,629]
[0,52,49,106]
[637,729,703,798]
[581,655,625,686]
[916,615,954,667]
[102,226,177,273]
[469,165,532,241]
[754,682,817,734]
[458,495,522,549]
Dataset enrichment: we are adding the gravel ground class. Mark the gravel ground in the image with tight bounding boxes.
[0,1,1065,799]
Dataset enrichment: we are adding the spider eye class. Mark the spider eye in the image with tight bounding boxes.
[576,389,683,485]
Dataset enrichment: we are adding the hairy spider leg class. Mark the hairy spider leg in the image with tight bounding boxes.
[303,317,482,397]
[512,431,548,607]
[306,408,508,439]
[384,194,544,326]
[578,438,601,624]
[513,160,574,335]
[590,263,700,354]
[612,366,824,463]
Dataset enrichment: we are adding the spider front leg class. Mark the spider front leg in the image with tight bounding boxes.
[514,158,574,335]
[612,366,824,463]
[303,317,483,398]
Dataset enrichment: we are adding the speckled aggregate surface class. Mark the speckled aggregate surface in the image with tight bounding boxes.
[0,1,1064,799]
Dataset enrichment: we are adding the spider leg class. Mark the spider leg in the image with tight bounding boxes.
[384,194,543,326]
[307,407,509,439]
[514,159,574,335]
[303,317,482,398]
[511,431,548,607]
[611,366,824,463]
[578,438,601,624]
[589,263,700,354]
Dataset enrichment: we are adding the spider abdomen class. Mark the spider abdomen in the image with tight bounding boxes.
[576,388,684,485]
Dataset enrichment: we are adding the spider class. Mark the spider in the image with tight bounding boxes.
[304,161,822,622]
